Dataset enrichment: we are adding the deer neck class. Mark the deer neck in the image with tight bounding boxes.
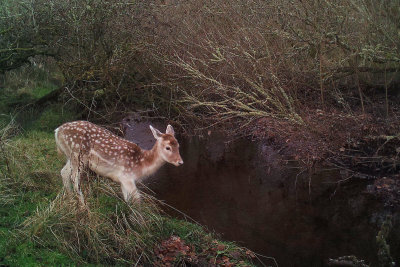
[140,141,165,178]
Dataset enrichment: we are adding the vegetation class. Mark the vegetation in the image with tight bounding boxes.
[0,75,257,266]
[1,0,398,166]
[376,216,395,267]
[1,0,399,126]
[0,0,399,265]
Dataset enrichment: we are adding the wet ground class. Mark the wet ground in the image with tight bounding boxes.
[122,118,399,266]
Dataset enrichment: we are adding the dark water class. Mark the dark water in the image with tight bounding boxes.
[123,120,394,266]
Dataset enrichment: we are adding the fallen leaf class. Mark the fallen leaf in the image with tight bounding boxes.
[217,244,226,251]
[229,250,241,259]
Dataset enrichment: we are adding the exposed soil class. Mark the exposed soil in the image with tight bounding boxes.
[250,108,399,164]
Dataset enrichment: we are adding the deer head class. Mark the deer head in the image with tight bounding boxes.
[150,124,183,167]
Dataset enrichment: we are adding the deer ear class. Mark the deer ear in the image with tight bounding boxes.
[150,125,163,140]
[166,124,175,136]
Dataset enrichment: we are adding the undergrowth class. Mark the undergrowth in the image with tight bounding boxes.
[4,0,399,129]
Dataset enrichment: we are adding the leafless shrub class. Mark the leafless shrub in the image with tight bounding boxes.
[2,0,399,127]
[141,0,399,129]
[148,1,308,126]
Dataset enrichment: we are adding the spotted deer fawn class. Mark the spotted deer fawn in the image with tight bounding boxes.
[55,121,183,203]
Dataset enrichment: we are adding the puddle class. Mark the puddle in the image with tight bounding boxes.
[123,119,398,266]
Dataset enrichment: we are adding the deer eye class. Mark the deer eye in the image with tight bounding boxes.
[166,146,171,151]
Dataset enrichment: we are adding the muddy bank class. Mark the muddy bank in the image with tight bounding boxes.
[121,117,399,266]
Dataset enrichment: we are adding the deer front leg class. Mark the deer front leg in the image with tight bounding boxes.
[120,180,141,203]
[71,169,85,204]
[70,159,85,205]
[61,159,85,204]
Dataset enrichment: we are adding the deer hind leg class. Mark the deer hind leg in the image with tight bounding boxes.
[61,160,73,192]
[71,167,85,204]
[121,180,141,203]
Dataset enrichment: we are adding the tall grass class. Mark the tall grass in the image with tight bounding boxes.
[0,124,156,264]
[0,119,20,205]
[22,186,165,265]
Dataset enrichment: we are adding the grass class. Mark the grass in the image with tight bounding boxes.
[0,81,256,266]
[0,191,72,267]
[0,123,255,266]
[0,86,76,133]
[0,122,72,266]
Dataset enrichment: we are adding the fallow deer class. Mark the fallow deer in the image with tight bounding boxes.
[55,121,183,203]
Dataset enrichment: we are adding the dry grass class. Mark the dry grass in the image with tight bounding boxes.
[0,119,22,204]
[22,184,165,265]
